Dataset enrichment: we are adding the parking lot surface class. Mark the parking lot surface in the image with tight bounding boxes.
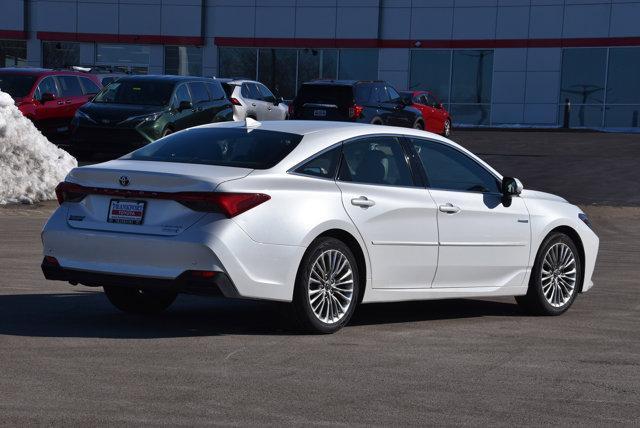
[1,131,639,425]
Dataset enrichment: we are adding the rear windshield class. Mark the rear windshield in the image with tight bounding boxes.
[0,73,37,98]
[122,127,303,169]
[296,84,353,107]
[93,79,174,106]
[221,83,235,98]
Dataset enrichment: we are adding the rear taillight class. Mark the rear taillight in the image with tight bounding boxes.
[349,105,363,119]
[54,183,270,217]
[176,192,270,217]
[43,256,60,266]
[288,104,295,117]
[55,182,88,205]
[229,97,242,106]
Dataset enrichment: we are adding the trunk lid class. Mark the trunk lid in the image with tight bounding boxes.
[64,160,252,236]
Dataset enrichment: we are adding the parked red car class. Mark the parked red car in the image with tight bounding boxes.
[400,90,452,137]
[0,68,102,141]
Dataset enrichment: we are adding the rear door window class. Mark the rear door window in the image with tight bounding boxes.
[58,76,84,97]
[207,82,226,100]
[386,86,401,103]
[188,82,210,104]
[338,136,414,187]
[79,77,100,95]
[354,84,372,104]
[257,83,276,102]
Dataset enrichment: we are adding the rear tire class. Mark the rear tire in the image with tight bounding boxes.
[292,237,360,334]
[103,286,177,315]
[516,232,582,316]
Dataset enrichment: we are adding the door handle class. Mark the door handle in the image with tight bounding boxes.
[57,101,64,105]
[351,196,375,208]
[439,203,461,214]
[65,100,72,104]
[251,103,256,107]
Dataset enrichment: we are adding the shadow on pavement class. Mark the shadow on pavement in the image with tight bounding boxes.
[0,291,523,339]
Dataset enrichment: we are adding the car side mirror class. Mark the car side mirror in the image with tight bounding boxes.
[40,92,56,103]
[178,100,192,112]
[274,96,283,106]
[502,177,523,196]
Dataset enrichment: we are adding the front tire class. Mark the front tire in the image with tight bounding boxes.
[292,237,360,334]
[516,232,582,315]
[103,286,177,315]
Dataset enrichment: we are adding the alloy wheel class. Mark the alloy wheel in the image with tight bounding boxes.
[541,242,577,308]
[307,249,354,324]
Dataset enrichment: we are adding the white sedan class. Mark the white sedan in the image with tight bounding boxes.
[42,120,599,333]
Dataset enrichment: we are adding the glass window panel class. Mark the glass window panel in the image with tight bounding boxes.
[294,147,341,179]
[604,105,640,128]
[338,49,378,81]
[96,44,150,65]
[298,48,321,88]
[410,138,500,193]
[79,77,100,95]
[0,40,27,67]
[57,76,83,97]
[606,48,640,104]
[558,104,603,128]
[409,50,451,103]
[189,82,210,103]
[43,41,80,68]
[560,48,606,105]
[451,50,493,104]
[206,82,226,100]
[338,136,414,187]
[164,46,202,76]
[218,47,257,80]
[258,48,297,100]
[321,49,337,79]
[450,104,491,126]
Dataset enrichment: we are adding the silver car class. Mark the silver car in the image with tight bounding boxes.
[218,79,288,121]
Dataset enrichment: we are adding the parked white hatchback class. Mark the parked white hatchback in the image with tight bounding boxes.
[42,120,599,333]
[218,79,288,121]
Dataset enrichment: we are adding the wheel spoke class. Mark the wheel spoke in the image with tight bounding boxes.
[307,249,354,325]
[541,243,577,308]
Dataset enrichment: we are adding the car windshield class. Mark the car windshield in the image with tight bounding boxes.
[296,84,353,107]
[122,128,303,169]
[93,80,174,106]
[0,73,37,98]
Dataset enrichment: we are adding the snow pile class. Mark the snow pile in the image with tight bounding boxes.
[0,90,77,204]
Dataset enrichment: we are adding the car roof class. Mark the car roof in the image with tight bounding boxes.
[303,79,385,87]
[114,75,215,83]
[0,67,91,77]
[192,120,500,178]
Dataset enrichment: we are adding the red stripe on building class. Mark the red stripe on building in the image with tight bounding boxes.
[0,30,28,40]
[215,36,640,49]
[36,31,204,46]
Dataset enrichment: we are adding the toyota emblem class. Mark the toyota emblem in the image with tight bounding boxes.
[119,176,130,187]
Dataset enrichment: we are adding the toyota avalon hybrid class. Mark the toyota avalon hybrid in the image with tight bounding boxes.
[42,121,599,333]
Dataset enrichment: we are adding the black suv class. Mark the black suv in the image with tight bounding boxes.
[289,80,424,129]
[69,75,233,158]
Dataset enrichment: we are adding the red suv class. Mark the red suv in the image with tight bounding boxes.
[0,68,102,141]
[400,90,452,137]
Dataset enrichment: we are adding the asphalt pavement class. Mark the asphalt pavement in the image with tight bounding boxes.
[1,130,639,425]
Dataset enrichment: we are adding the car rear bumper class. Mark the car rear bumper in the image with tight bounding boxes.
[41,207,304,302]
[42,258,240,297]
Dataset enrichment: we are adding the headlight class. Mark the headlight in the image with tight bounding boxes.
[579,212,592,229]
[122,112,162,124]
[75,109,96,124]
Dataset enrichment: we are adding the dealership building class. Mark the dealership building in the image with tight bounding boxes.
[1,0,640,128]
